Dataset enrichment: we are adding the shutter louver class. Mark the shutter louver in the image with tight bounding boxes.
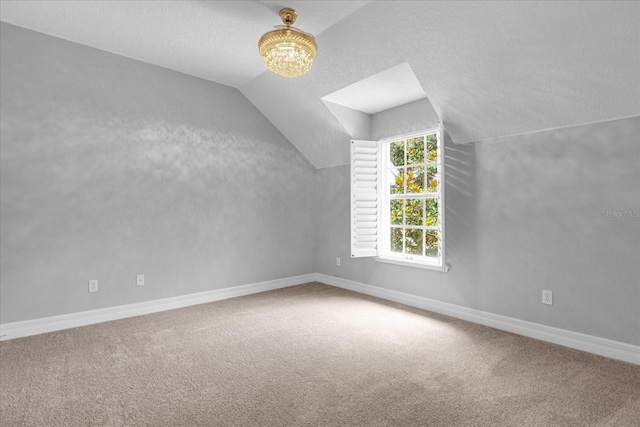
[351,140,379,258]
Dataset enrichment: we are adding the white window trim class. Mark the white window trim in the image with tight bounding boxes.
[375,255,451,272]
[350,123,448,273]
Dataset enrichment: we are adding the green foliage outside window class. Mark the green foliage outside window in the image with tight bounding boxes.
[426,199,438,226]
[406,199,423,225]
[387,132,440,259]
[390,228,403,253]
[426,134,438,162]
[425,230,438,257]
[407,137,424,164]
[391,140,404,166]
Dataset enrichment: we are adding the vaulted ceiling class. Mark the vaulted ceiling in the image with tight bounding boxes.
[2,1,639,168]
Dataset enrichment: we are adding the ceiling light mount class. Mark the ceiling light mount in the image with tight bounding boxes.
[258,7,317,78]
[279,7,297,25]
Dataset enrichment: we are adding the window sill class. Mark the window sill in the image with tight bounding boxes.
[375,256,450,272]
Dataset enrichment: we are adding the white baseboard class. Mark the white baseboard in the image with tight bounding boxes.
[3,272,637,365]
[315,274,640,365]
[0,274,316,341]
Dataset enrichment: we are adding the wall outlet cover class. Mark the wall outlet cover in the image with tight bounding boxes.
[88,280,98,293]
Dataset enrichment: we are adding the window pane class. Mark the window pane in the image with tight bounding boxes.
[425,198,439,226]
[405,228,423,255]
[426,134,438,162]
[405,199,423,225]
[407,167,424,193]
[425,230,439,257]
[390,168,404,194]
[390,228,403,253]
[427,165,439,193]
[390,140,405,166]
[390,199,403,225]
[382,132,444,265]
[407,137,424,165]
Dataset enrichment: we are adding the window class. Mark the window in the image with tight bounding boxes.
[350,124,448,271]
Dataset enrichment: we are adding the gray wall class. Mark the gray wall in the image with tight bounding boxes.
[316,117,640,346]
[371,98,439,140]
[2,23,638,348]
[0,23,317,323]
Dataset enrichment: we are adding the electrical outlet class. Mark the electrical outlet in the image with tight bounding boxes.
[336,257,341,266]
[136,274,144,287]
[88,280,98,293]
[542,290,552,305]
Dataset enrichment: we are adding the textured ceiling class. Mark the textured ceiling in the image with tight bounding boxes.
[2,1,639,168]
[0,0,368,88]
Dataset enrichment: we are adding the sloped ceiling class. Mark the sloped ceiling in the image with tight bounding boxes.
[1,1,639,168]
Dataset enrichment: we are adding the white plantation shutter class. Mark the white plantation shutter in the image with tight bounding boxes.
[436,122,446,266]
[350,140,379,258]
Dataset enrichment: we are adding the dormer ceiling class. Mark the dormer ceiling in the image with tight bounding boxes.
[1,1,638,168]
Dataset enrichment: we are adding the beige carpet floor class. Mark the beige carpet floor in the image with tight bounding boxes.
[1,282,639,426]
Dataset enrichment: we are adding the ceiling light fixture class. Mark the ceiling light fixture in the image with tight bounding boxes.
[258,8,317,78]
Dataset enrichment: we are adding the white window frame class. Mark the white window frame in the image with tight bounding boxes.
[351,123,449,272]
